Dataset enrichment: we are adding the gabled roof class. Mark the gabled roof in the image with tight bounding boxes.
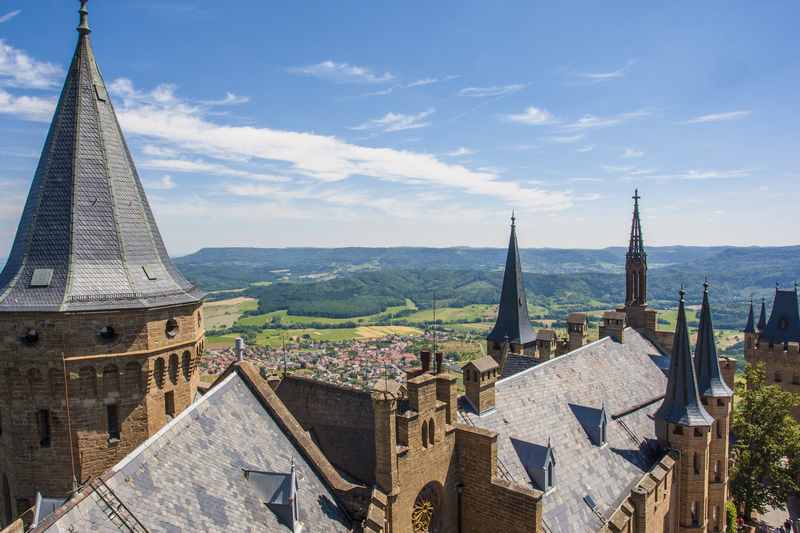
[757,298,768,331]
[464,329,670,532]
[487,215,536,346]
[627,189,646,259]
[0,2,202,312]
[567,312,587,324]
[760,288,800,344]
[537,329,556,341]
[500,354,539,379]
[743,300,755,334]
[36,364,354,532]
[655,288,713,427]
[465,355,499,373]
[694,282,733,398]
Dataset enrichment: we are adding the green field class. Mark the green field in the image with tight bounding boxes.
[236,299,418,327]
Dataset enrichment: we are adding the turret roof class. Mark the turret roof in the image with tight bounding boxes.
[694,282,733,398]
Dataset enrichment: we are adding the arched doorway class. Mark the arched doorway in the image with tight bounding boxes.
[412,481,443,532]
[2,473,12,526]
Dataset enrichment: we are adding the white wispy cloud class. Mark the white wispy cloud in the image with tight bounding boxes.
[561,110,650,130]
[199,92,250,106]
[576,146,594,153]
[0,10,21,24]
[442,147,474,157]
[0,88,55,122]
[145,175,177,190]
[543,134,584,144]
[112,79,572,210]
[288,61,394,83]
[622,148,644,158]
[684,110,751,124]
[458,84,527,98]
[609,165,751,181]
[350,109,434,132]
[362,75,460,97]
[503,106,557,125]
[141,158,291,182]
[362,87,394,97]
[576,60,635,82]
[568,177,603,183]
[141,144,180,158]
[0,40,62,89]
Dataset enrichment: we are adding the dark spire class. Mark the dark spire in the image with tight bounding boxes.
[694,281,733,398]
[655,287,713,427]
[0,2,203,312]
[628,189,645,258]
[760,288,800,344]
[743,298,755,334]
[757,298,767,331]
[487,215,535,347]
[77,0,91,35]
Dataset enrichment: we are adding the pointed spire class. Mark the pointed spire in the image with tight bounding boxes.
[757,298,767,331]
[655,287,714,427]
[77,0,91,35]
[695,281,733,398]
[743,298,755,334]
[487,217,535,347]
[0,2,202,312]
[628,189,645,257]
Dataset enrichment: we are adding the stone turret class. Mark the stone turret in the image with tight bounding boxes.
[0,1,205,518]
[655,288,713,531]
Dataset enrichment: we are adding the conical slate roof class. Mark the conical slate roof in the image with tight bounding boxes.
[487,215,535,346]
[760,288,800,344]
[0,2,202,312]
[627,189,646,259]
[694,282,733,398]
[743,300,755,334]
[655,288,713,427]
[757,299,767,331]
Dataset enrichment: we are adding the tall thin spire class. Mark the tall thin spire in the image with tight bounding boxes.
[628,189,645,257]
[625,189,647,307]
[743,298,755,334]
[487,215,535,348]
[77,0,91,35]
[757,298,768,331]
[655,287,713,427]
[694,281,733,398]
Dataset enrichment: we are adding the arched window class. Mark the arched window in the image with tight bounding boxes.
[546,461,555,490]
[714,460,722,482]
[693,452,700,476]
[102,365,120,397]
[125,362,142,394]
[154,358,165,389]
[421,421,429,449]
[181,352,191,381]
[691,501,699,526]
[716,420,723,439]
[429,419,436,446]
[169,354,179,384]
[79,366,97,398]
[794,373,800,385]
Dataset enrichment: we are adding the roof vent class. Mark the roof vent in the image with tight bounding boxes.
[94,83,107,102]
[142,265,158,281]
[244,460,300,531]
[30,268,53,288]
[512,437,556,492]
[569,403,608,447]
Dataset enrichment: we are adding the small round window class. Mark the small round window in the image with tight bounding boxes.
[98,325,116,342]
[21,328,39,346]
[165,318,179,338]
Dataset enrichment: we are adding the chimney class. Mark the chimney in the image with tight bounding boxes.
[420,350,431,373]
[435,351,444,374]
[235,337,246,361]
[599,311,626,343]
[464,356,499,415]
[567,313,588,352]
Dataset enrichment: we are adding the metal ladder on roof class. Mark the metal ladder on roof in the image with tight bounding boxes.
[89,478,150,533]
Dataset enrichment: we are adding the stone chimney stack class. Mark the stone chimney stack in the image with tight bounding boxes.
[235,337,246,362]
[420,350,432,373]
[567,313,588,352]
[599,311,626,343]
[435,351,444,374]
[463,357,500,415]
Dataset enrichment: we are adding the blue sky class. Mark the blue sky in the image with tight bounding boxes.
[0,1,798,255]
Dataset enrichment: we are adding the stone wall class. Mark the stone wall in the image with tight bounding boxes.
[606,452,678,533]
[276,375,376,484]
[0,302,203,517]
[746,342,800,419]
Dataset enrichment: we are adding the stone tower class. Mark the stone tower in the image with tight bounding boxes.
[624,190,657,333]
[0,2,205,522]
[487,214,536,364]
[693,282,733,532]
[743,299,756,352]
[655,288,714,532]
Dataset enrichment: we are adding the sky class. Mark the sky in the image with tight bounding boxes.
[0,1,798,256]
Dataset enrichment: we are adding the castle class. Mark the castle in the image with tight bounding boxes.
[2,4,738,533]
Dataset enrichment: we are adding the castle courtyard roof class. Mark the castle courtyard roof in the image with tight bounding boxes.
[35,365,353,532]
[463,328,670,532]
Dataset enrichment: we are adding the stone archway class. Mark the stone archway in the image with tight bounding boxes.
[412,481,443,533]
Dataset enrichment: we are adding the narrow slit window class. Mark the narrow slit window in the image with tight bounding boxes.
[165,391,175,420]
[107,404,120,441]
[38,409,51,448]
